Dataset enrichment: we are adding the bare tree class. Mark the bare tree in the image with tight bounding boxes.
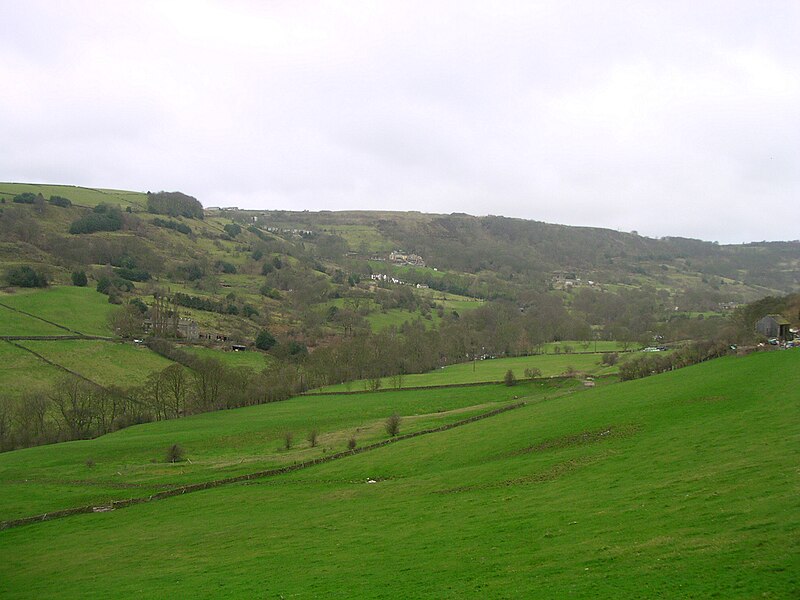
[385,413,402,437]
[161,364,188,418]
[50,376,97,439]
[307,428,319,447]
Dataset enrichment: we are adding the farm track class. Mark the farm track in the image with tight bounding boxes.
[0,401,526,532]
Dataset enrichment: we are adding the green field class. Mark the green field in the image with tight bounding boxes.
[317,351,625,393]
[0,351,796,597]
[0,342,64,398]
[0,287,117,336]
[0,183,147,210]
[0,382,547,519]
[16,340,174,389]
[182,345,272,370]
[0,305,66,336]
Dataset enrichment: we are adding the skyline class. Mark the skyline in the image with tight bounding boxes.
[2,1,799,244]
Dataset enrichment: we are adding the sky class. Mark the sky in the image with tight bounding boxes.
[2,1,799,244]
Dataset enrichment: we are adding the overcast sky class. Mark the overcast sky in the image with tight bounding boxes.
[2,1,798,243]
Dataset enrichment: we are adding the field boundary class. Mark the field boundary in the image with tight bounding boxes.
[0,301,84,335]
[0,335,116,341]
[0,401,526,532]
[5,340,110,390]
[304,374,612,396]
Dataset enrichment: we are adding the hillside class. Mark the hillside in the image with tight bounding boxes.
[0,350,797,597]
[2,183,799,447]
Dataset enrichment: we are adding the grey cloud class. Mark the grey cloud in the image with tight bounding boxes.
[1,1,799,242]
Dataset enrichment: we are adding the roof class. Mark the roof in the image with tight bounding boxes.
[765,314,791,325]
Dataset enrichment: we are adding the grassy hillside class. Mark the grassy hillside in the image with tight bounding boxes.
[0,350,797,597]
[0,183,147,210]
[316,351,626,392]
[0,382,546,519]
[0,342,65,397]
[0,287,116,336]
[16,340,174,388]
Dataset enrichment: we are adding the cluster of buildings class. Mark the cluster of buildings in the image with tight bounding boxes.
[550,272,601,291]
[389,251,425,267]
[369,273,429,289]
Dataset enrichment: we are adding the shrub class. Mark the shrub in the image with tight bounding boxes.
[504,369,516,386]
[165,443,185,463]
[385,414,401,437]
[307,429,319,448]
[601,352,619,366]
[71,270,88,286]
[69,204,123,234]
[12,192,37,204]
[6,266,48,288]
[255,330,276,351]
[283,431,293,450]
[223,223,242,237]
[96,275,134,295]
[146,191,203,219]
[347,436,357,451]
[524,367,542,379]
[152,217,191,235]
[259,284,280,299]
[113,267,151,282]
[48,195,72,208]
[215,260,237,274]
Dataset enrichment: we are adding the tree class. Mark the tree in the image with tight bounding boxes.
[109,303,145,338]
[5,266,48,288]
[524,367,542,379]
[161,364,189,418]
[223,223,242,237]
[283,430,293,450]
[71,270,88,286]
[165,443,185,463]
[255,330,276,351]
[601,352,619,366]
[385,413,401,437]
[307,428,319,448]
[504,369,516,386]
[69,204,123,234]
[147,191,204,219]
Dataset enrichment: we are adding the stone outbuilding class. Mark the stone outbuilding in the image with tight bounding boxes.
[755,314,791,341]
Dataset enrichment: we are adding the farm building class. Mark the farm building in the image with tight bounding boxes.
[755,314,791,341]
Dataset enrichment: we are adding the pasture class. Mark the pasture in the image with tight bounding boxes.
[0,342,64,398]
[0,351,796,597]
[317,351,624,392]
[0,304,66,336]
[15,340,174,388]
[181,345,272,370]
[0,382,550,519]
[0,183,147,210]
[0,287,116,336]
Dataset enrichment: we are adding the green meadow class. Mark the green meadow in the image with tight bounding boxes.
[0,342,64,397]
[0,287,117,336]
[0,351,796,598]
[15,340,174,389]
[0,304,66,336]
[0,183,147,210]
[0,382,546,519]
[182,345,273,370]
[317,351,625,392]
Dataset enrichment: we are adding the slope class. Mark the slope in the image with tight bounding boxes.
[0,350,797,598]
